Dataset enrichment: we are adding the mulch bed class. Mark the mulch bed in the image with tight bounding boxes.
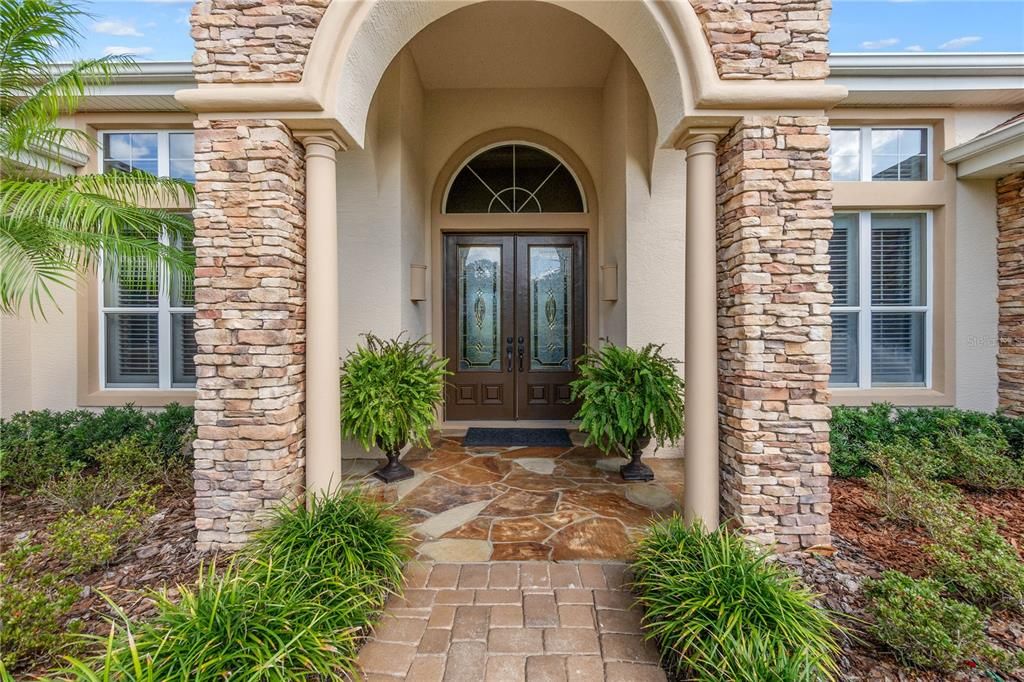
[0,483,205,676]
[781,479,1024,682]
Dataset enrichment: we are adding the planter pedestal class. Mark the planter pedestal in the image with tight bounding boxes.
[374,442,414,483]
[619,436,654,481]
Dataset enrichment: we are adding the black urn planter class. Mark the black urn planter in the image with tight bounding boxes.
[619,434,655,482]
[373,438,414,483]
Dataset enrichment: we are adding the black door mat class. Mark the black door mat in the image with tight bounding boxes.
[462,427,573,448]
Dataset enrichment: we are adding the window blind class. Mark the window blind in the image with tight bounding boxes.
[872,312,925,385]
[871,215,923,306]
[105,313,159,386]
[172,313,197,386]
[830,214,858,306]
[830,312,859,385]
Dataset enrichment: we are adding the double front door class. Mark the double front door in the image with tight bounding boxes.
[444,233,585,421]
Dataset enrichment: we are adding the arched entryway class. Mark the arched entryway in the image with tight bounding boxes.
[432,134,599,423]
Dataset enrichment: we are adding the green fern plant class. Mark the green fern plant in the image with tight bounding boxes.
[570,342,684,456]
[339,333,449,454]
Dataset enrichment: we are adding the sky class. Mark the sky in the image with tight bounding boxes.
[69,0,1024,63]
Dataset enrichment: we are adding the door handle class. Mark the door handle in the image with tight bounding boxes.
[506,337,513,373]
[517,336,525,372]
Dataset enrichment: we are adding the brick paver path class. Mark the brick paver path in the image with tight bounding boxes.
[357,562,666,681]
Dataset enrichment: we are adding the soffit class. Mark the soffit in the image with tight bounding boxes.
[406,1,618,90]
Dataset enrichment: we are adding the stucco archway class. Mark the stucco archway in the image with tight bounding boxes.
[301,0,709,149]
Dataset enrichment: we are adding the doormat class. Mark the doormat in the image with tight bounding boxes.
[462,427,573,448]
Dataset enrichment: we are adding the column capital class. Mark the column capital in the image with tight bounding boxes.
[294,130,346,158]
[676,127,730,155]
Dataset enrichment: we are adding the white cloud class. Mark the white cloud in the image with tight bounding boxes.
[904,45,924,52]
[860,38,900,49]
[102,45,154,56]
[93,19,142,37]
[939,35,982,49]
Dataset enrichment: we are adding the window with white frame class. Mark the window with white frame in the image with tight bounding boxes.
[830,127,930,182]
[101,131,195,182]
[830,211,931,388]
[100,226,196,389]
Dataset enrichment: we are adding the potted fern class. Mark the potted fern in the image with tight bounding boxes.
[339,334,449,483]
[570,342,685,481]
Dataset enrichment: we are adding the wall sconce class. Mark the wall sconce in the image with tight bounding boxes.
[410,264,427,302]
[601,264,618,302]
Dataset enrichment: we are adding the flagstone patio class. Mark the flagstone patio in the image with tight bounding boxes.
[342,434,684,562]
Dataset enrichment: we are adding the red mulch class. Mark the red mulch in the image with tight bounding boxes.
[831,479,1024,570]
[827,479,1024,682]
[0,483,205,676]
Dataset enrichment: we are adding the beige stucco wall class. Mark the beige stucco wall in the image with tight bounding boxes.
[0,286,79,417]
[950,110,1017,412]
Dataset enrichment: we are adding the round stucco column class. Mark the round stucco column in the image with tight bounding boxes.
[683,132,723,530]
[300,134,343,501]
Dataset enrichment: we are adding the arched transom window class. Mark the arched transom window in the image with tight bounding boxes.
[444,143,586,214]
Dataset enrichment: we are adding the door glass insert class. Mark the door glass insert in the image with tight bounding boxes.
[458,246,502,370]
[529,246,572,371]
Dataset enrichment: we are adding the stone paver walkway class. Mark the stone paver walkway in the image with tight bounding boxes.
[357,562,666,682]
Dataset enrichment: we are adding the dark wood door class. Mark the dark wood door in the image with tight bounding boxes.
[444,233,585,421]
[514,234,585,420]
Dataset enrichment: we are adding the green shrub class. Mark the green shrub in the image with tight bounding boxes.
[48,487,157,573]
[0,541,78,670]
[631,516,842,681]
[829,403,895,478]
[53,490,410,680]
[865,571,990,672]
[925,512,1024,611]
[571,343,685,456]
[0,409,97,490]
[0,404,194,492]
[40,435,168,513]
[936,431,1024,491]
[340,334,448,454]
[864,441,960,524]
[829,404,1024,479]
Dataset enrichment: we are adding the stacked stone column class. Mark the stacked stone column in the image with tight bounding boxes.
[715,116,834,551]
[192,119,307,551]
[997,171,1024,416]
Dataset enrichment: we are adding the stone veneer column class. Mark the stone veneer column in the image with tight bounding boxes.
[997,171,1024,416]
[298,133,344,496]
[192,119,307,551]
[715,116,834,552]
[683,131,726,530]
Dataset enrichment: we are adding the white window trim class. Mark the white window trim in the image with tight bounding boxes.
[831,210,933,389]
[98,130,193,179]
[831,125,933,182]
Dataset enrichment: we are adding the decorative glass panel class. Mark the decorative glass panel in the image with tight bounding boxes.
[872,311,926,385]
[829,129,861,181]
[529,246,572,371]
[871,128,927,181]
[172,312,197,387]
[445,144,584,213]
[871,213,925,306]
[830,213,859,306]
[105,313,159,386]
[103,132,158,176]
[458,246,501,370]
[830,312,859,386]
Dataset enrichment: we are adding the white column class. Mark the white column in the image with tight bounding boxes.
[683,131,724,530]
[300,133,344,500]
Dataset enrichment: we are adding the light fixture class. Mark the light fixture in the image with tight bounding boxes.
[410,264,427,302]
[601,264,618,302]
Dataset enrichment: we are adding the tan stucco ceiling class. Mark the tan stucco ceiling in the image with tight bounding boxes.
[407,1,618,90]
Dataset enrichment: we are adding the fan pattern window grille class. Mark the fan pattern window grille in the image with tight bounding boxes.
[445,143,585,214]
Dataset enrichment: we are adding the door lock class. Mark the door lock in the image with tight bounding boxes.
[517,336,525,372]
[506,337,513,372]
